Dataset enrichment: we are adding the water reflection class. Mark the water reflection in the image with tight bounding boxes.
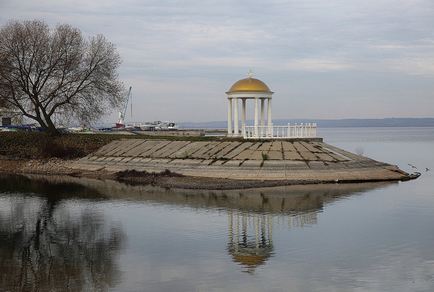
[0,175,126,292]
[17,174,392,214]
[226,209,321,273]
[1,174,399,290]
[227,211,275,274]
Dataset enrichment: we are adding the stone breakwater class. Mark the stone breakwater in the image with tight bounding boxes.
[69,138,411,183]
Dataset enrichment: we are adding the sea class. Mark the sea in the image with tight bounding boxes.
[1,127,433,292]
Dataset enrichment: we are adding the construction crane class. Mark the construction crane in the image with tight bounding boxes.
[116,86,132,127]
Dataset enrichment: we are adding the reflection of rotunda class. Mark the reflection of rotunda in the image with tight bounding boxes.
[227,210,275,274]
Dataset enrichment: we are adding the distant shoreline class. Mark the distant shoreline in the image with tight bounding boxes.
[176,118,434,129]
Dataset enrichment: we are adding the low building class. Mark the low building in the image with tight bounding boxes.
[0,108,23,126]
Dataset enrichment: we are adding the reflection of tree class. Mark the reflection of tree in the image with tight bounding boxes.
[0,193,126,292]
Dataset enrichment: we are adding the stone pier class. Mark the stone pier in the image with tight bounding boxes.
[70,138,410,183]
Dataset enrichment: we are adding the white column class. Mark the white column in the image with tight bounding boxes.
[234,212,239,252]
[260,98,265,136]
[267,214,274,245]
[227,98,232,136]
[228,211,233,246]
[255,214,259,250]
[234,98,239,136]
[267,98,272,137]
[254,98,259,138]
[241,98,246,137]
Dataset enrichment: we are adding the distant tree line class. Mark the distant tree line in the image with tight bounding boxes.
[274,118,434,128]
[180,118,434,129]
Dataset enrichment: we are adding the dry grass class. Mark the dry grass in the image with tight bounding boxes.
[0,132,124,159]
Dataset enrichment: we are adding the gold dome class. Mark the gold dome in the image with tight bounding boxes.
[227,78,272,93]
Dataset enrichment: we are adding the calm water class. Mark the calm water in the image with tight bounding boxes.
[1,127,434,292]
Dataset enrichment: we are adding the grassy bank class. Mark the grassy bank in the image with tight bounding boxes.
[0,132,241,160]
[0,132,128,159]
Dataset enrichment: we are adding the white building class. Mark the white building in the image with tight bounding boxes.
[0,108,23,126]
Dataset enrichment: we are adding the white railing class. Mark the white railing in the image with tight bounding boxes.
[244,123,317,139]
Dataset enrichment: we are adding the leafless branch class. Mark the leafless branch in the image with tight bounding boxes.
[0,20,125,135]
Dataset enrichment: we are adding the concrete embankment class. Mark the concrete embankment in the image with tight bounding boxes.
[70,138,411,183]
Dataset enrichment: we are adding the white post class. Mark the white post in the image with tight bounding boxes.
[242,98,246,138]
[287,123,290,138]
[227,98,232,136]
[234,98,239,136]
[267,99,272,124]
[254,98,259,138]
[260,98,265,136]
[267,98,272,136]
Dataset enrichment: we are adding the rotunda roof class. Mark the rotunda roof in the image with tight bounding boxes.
[227,77,272,93]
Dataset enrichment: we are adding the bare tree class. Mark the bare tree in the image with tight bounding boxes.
[0,20,125,135]
[0,185,126,292]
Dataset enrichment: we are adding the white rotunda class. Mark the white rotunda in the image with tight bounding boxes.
[226,71,317,139]
[226,71,273,137]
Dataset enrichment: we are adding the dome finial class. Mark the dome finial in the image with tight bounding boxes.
[247,70,254,79]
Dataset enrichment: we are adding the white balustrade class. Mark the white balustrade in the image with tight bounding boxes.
[243,123,317,139]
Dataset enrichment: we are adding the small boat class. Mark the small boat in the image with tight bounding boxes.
[109,121,179,131]
[168,122,179,131]
[147,121,179,131]
[128,123,151,131]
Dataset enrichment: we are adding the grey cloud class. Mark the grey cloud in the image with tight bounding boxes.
[1,0,433,122]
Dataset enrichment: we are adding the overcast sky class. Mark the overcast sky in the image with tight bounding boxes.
[1,0,433,124]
